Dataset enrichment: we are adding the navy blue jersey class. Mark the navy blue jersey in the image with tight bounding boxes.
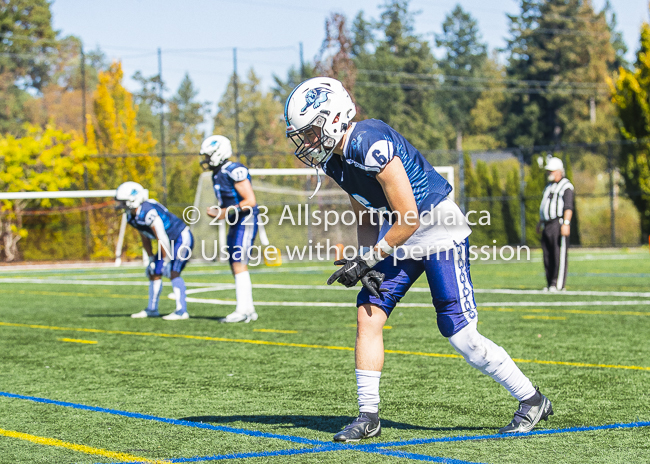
[323,119,452,214]
[127,200,186,241]
[211,161,254,208]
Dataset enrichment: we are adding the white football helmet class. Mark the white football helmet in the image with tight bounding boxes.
[200,135,232,169]
[115,181,148,210]
[284,77,356,167]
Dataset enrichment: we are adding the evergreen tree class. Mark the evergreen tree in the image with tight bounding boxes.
[504,0,616,146]
[214,69,291,167]
[0,0,56,90]
[603,0,628,70]
[166,74,209,215]
[465,55,508,150]
[352,0,449,150]
[435,5,488,150]
[0,0,57,135]
[131,70,164,143]
[167,73,209,153]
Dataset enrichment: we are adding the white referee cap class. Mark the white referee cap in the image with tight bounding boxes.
[544,157,564,172]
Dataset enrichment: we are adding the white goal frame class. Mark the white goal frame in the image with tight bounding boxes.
[0,189,147,267]
[0,166,453,265]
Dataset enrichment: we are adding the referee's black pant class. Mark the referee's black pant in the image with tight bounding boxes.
[541,219,569,290]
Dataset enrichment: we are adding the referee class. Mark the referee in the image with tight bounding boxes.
[537,157,574,291]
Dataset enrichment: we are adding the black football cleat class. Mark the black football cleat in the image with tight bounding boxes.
[333,412,381,442]
[499,388,553,434]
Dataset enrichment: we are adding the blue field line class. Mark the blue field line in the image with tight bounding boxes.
[360,420,650,448]
[362,447,485,464]
[96,445,341,463]
[0,391,326,446]
[6,390,648,464]
[96,444,485,464]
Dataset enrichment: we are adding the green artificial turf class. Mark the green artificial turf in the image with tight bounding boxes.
[0,248,648,463]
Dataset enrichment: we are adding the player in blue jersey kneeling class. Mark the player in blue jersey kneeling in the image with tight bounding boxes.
[200,135,259,323]
[115,182,194,320]
[284,77,553,442]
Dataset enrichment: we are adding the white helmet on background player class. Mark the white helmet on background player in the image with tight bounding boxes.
[284,77,356,168]
[200,135,232,169]
[115,181,148,210]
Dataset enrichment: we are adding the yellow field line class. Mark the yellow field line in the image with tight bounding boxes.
[510,358,650,371]
[253,329,298,334]
[485,307,650,317]
[521,315,567,320]
[0,427,160,463]
[1,321,649,372]
[347,324,393,329]
[58,338,98,344]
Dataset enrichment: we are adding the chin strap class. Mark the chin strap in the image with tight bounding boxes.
[308,167,322,199]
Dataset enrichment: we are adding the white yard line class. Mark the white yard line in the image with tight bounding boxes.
[0,278,211,288]
[2,277,648,308]
[183,297,650,308]
[4,278,650,298]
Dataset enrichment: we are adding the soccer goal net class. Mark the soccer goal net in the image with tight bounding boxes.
[0,189,145,265]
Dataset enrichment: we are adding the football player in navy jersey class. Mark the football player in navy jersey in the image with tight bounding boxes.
[285,77,553,442]
[200,135,259,323]
[115,181,194,320]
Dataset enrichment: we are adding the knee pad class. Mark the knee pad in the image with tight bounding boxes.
[449,323,508,375]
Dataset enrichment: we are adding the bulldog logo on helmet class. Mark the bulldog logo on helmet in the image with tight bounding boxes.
[301,87,333,114]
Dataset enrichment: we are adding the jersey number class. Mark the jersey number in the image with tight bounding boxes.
[372,149,387,166]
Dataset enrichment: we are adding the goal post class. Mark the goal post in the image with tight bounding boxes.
[0,189,147,267]
[0,166,453,265]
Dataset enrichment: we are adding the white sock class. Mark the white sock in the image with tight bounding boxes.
[148,279,163,311]
[234,271,255,314]
[356,369,381,413]
[448,321,536,402]
[171,277,187,314]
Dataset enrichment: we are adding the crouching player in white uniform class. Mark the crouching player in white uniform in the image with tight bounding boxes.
[284,77,553,442]
[200,135,259,323]
[115,182,194,320]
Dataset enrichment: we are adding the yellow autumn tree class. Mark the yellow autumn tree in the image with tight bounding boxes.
[85,61,158,258]
[0,124,90,261]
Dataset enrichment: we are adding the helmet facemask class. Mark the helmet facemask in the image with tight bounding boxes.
[287,114,337,168]
[200,155,212,171]
[114,199,129,212]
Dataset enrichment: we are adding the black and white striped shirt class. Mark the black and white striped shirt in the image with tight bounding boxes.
[539,178,574,222]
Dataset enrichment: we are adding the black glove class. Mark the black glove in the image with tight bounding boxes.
[360,269,388,298]
[327,256,388,298]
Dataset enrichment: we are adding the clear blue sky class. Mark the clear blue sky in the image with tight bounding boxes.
[51,0,648,132]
